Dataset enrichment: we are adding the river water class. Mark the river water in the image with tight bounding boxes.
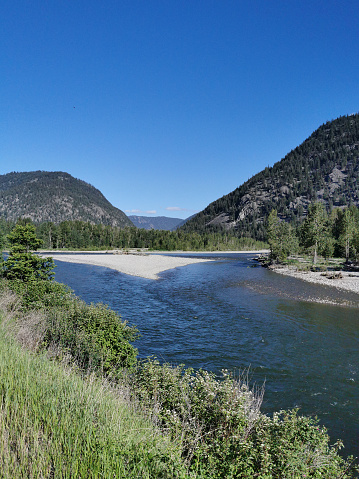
[54,253,359,458]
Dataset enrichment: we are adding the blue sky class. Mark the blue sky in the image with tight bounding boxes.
[1,1,358,219]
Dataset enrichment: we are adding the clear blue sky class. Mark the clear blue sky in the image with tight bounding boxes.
[1,1,358,219]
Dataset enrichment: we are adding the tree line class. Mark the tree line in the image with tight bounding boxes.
[0,218,267,252]
[267,202,359,264]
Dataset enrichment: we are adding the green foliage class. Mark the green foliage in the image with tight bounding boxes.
[44,300,139,372]
[3,223,55,282]
[33,220,267,251]
[4,278,139,374]
[7,223,43,252]
[0,233,4,273]
[0,331,187,478]
[132,359,356,478]
[6,279,73,310]
[336,208,357,261]
[267,210,298,262]
[300,203,329,264]
[266,202,359,264]
[4,252,55,281]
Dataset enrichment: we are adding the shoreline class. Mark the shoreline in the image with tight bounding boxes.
[271,265,359,295]
[39,249,269,255]
[44,252,216,280]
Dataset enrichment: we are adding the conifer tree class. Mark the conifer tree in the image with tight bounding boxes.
[4,224,55,281]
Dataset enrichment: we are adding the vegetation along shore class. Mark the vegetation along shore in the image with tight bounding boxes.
[262,202,359,298]
[0,220,358,477]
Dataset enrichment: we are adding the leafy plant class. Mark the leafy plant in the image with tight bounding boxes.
[44,300,139,372]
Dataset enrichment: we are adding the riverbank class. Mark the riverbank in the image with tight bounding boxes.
[1,280,354,478]
[271,265,359,295]
[44,252,215,279]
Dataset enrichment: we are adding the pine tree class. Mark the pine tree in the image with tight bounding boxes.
[4,224,55,281]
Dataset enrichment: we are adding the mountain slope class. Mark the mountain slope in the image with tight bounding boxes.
[129,215,183,230]
[181,114,359,240]
[0,171,133,227]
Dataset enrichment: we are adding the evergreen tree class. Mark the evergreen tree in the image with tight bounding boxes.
[4,224,55,281]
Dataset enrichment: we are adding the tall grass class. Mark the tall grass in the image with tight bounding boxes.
[0,323,189,478]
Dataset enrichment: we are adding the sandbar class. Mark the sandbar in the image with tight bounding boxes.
[46,253,214,280]
[271,266,359,295]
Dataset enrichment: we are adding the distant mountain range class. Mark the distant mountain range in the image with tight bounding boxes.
[128,215,184,230]
[0,171,133,227]
[181,114,359,240]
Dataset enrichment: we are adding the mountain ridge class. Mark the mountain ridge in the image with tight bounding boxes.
[0,170,133,227]
[181,113,359,240]
[128,215,184,231]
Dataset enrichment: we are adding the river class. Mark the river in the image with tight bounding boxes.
[54,253,359,458]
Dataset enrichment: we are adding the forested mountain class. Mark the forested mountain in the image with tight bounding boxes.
[181,114,359,241]
[0,171,133,227]
[129,215,183,230]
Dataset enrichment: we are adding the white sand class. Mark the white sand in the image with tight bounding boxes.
[46,253,214,280]
[272,266,359,295]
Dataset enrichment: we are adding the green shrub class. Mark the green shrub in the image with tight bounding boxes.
[2,279,139,375]
[132,359,357,478]
[44,300,139,372]
[6,279,73,310]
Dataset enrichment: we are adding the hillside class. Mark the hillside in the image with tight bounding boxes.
[181,114,359,240]
[0,171,133,227]
[128,215,183,230]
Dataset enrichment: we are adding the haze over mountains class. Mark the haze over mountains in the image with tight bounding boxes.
[181,114,359,240]
[128,215,184,231]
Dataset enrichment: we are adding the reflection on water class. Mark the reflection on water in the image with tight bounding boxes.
[54,253,359,458]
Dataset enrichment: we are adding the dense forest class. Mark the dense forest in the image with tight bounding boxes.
[0,218,267,252]
[182,114,359,240]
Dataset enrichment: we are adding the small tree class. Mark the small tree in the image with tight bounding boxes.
[267,210,298,262]
[337,208,357,262]
[300,202,328,264]
[4,224,55,282]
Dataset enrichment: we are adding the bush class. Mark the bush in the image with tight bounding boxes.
[132,359,357,478]
[44,300,139,372]
[2,279,139,375]
[6,279,73,310]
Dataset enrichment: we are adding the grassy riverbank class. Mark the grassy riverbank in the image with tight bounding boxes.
[0,328,185,478]
[0,278,357,478]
